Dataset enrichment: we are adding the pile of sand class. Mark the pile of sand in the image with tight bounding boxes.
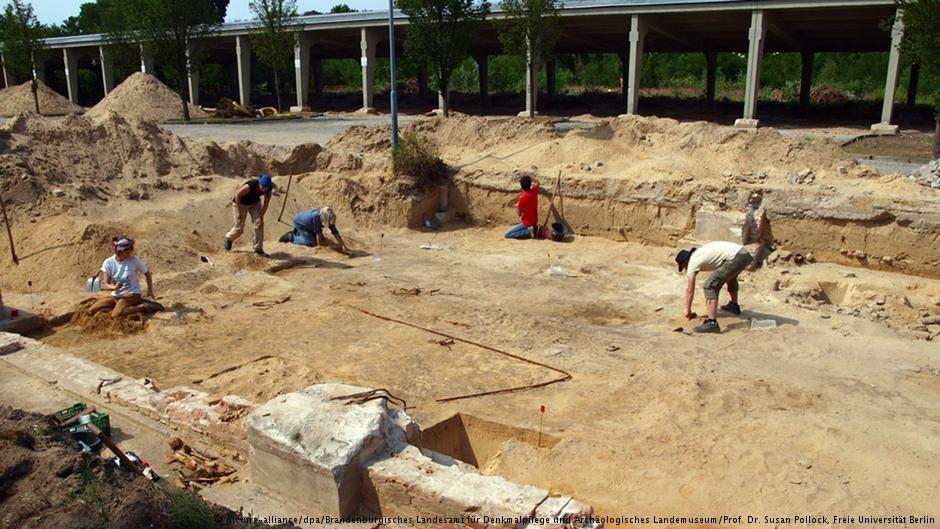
[85,72,208,122]
[0,111,284,209]
[0,80,83,116]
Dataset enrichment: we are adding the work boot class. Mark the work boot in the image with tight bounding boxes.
[255,249,269,258]
[720,301,742,315]
[224,239,232,251]
[694,319,721,334]
[278,231,291,243]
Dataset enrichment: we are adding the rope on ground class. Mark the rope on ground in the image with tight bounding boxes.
[347,306,573,403]
[330,388,409,410]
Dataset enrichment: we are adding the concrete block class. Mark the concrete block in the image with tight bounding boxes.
[870,122,899,135]
[247,384,404,517]
[733,118,759,128]
[289,105,310,113]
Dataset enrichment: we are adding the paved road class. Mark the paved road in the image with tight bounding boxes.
[161,114,423,147]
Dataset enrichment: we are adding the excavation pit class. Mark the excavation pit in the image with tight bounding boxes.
[420,413,560,469]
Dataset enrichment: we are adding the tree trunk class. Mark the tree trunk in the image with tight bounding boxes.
[179,76,191,123]
[933,117,939,160]
[30,80,39,115]
[274,69,281,112]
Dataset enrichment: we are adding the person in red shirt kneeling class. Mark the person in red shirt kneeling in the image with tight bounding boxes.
[505,174,540,239]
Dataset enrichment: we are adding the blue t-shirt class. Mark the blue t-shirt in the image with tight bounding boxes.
[294,209,339,236]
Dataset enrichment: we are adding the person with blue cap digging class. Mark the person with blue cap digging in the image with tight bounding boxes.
[675,241,754,333]
[225,174,274,257]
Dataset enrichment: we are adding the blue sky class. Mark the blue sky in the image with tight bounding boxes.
[32,0,387,26]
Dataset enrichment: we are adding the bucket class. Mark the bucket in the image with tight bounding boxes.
[550,223,566,242]
[85,276,101,293]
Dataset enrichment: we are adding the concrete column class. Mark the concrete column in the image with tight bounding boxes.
[705,51,717,104]
[236,35,252,106]
[473,54,488,102]
[546,58,556,101]
[618,51,627,105]
[625,14,648,115]
[520,39,539,117]
[313,57,323,97]
[31,51,45,83]
[63,48,79,104]
[359,28,379,112]
[799,51,813,112]
[99,46,114,96]
[139,44,154,74]
[1,53,13,87]
[417,64,429,98]
[872,13,904,134]
[735,10,766,128]
[438,88,449,113]
[186,43,200,106]
[292,32,313,112]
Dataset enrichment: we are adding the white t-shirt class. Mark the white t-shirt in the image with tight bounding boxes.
[687,241,744,276]
[101,255,150,297]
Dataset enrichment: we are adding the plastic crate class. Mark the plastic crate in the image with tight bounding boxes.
[54,402,111,437]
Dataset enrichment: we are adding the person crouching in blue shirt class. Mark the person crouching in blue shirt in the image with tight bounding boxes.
[279,207,351,256]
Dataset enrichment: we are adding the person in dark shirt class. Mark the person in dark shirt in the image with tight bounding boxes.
[505,174,540,239]
[224,174,274,257]
[279,207,350,255]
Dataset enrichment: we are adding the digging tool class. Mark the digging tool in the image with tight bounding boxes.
[537,405,545,448]
[87,423,143,475]
[0,192,17,265]
[539,172,561,238]
[276,174,293,227]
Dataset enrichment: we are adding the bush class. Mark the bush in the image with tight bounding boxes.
[393,130,443,180]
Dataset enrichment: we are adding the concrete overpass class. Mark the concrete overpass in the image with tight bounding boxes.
[4,0,907,130]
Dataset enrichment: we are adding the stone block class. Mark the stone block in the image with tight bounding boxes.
[733,118,759,129]
[870,122,899,135]
[247,384,403,517]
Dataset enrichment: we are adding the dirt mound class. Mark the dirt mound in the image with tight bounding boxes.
[0,80,83,116]
[0,112,278,211]
[0,406,294,529]
[86,72,207,122]
[420,114,560,151]
[63,298,149,335]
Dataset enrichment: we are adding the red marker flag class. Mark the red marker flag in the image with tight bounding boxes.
[540,405,545,413]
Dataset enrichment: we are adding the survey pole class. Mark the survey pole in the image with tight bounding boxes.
[388,0,399,150]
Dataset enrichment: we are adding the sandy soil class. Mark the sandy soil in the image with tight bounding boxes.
[0,80,83,117]
[86,72,208,122]
[1,112,939,525]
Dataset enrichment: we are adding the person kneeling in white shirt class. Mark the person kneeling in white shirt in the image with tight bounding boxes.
[87,236,154,319]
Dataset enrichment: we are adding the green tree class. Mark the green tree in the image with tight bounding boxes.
[329,4,357,12]
[109,0,221,122]
[249,0,298,112]
[496,0,561,117]
[397,0,490,116]
[0,0,46,113]
[897,0,940,158]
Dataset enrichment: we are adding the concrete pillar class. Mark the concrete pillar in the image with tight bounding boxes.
[1,53,14,87]
[417,64,429,98]
[359,28,379,112]
[292,32,313,112]
[618,51,627,105]
[872,13,903,134]
[236,35,252,106]
[735,10,766,128]
[473,54,488,102]
[438,88,449,113]
[139,44,154,74]
[625,14,648,115]
[520,38,539,117]
[186,43,200,106]
[705,51,717,104]
[799,51,813,112]
[546,58,556,101]
[906,62,919,111]
[30,51,45,83]
[63,48,79,104]
[98,46,114,96]
[313,57,323,97]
